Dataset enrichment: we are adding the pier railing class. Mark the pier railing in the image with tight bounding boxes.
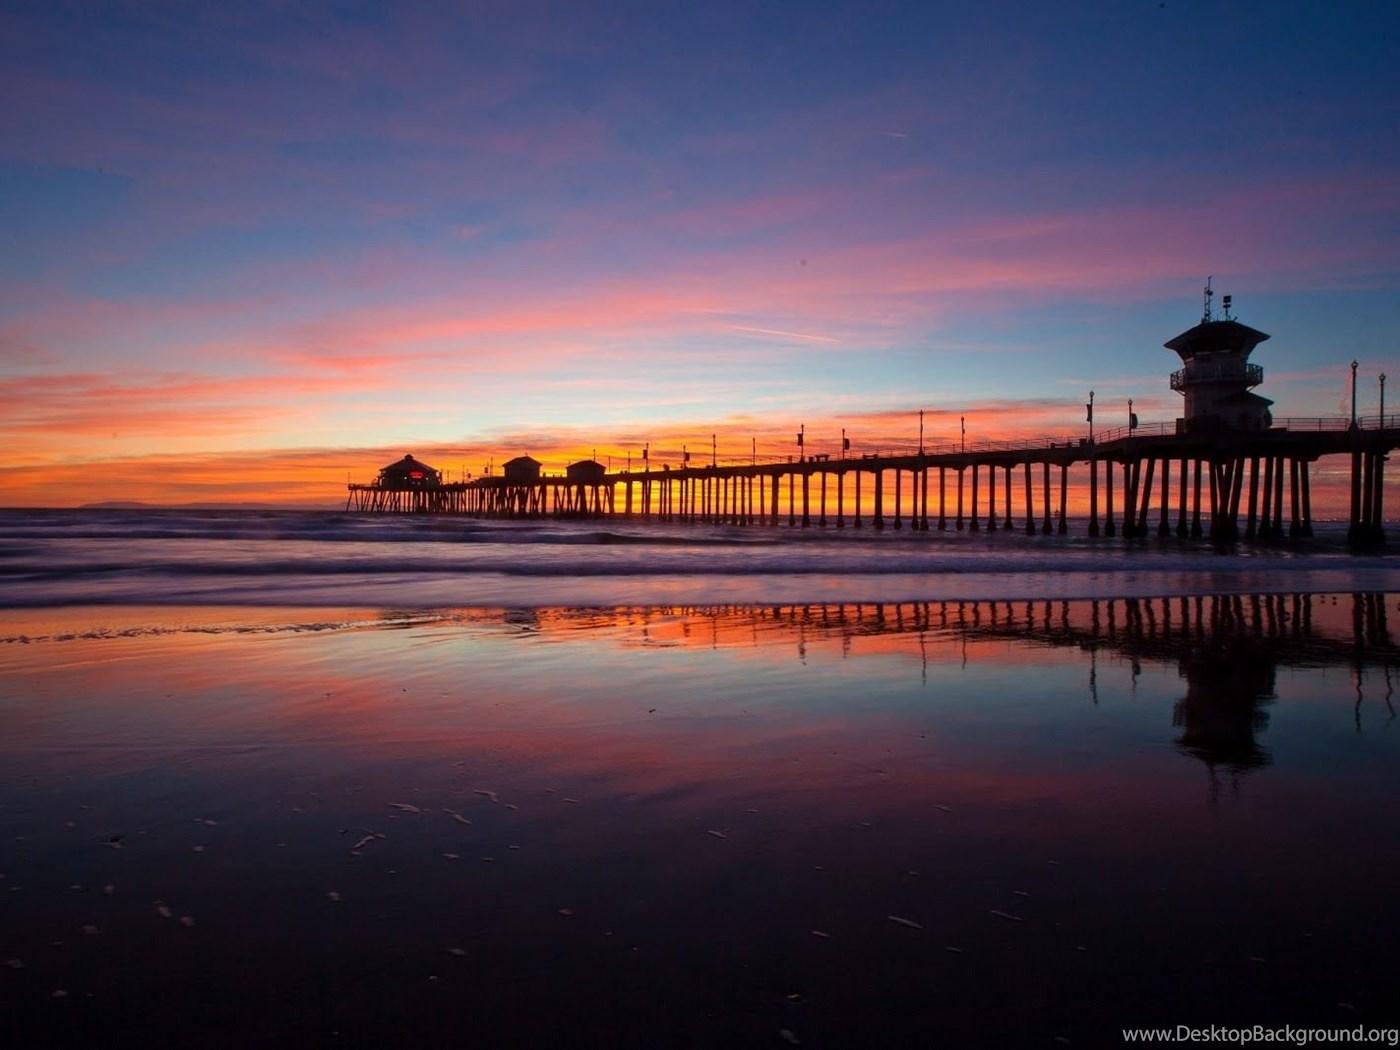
[349,415,1398,487]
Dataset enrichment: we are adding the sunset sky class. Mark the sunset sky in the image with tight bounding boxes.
[2,1,1398,506]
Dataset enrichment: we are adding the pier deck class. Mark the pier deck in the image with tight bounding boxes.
[348,416,1399,547]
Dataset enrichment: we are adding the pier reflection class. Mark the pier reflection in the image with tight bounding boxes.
[475,592,1399,778]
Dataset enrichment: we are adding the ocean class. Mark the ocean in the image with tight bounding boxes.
[2,509,1398,1047]
[4,508,1400,608]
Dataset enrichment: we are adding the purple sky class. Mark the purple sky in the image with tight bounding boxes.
[1,1,1398,502]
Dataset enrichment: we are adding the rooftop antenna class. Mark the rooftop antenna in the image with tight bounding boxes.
[1202,275,1214,324]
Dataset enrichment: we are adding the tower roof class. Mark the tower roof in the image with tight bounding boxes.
[1164,319,1270,361]
[380,453,438,475]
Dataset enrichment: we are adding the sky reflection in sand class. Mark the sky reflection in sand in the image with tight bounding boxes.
[1,596,1397,1045]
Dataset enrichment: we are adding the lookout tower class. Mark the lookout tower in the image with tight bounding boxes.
[1166,280,1272,433]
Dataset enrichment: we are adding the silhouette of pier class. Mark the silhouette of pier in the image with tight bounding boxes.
[347,294,1398,547]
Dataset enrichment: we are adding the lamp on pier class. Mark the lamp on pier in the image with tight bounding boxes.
[1351,360,1359,428]
[1381,373,1388,429]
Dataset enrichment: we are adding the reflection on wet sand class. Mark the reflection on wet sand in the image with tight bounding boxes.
[419,592,1399,778]
[2,594,1398,1047]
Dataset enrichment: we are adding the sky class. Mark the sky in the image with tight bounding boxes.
[1,0,1398,506]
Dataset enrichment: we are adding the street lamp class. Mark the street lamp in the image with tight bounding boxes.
[960,415,966,453]
[1382,373,1388,429]
[1351,360,1359,428]
[1087,390,1095,443]
[918,409,925,455]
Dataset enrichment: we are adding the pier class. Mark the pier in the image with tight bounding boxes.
[348,296,1398,547]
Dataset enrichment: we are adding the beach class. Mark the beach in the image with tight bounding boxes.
[2,512,1399,1046]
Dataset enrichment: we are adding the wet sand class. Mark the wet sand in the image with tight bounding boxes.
[2,597,1398,1047]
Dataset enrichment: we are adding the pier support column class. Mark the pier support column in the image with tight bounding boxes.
[1158,457,1171,536]
[1041,462,1052,534]
[1176,457,1189,537]
[1057,464,1068,534]
[1089,457,1100,536]
[1272,456,1285,539]
[1207,460,1220,539]
[1262,456,1276,538]
[819,471,827,527]
[1104,457,1116,537]
[853,470,862,527]
[1289,458,1302,538]
[893,468,902,529]
[955,468,964,530]
[1121,461,1135,538]
[874,468,885,529]
[837,472,845,527]
[986,464,997,530]
[1300,460,1313,537]
[802,470,811,528]
[1373,453,1387,545]
[1191,459,1203,538]
[969,464,980,531]
[1003,466,1013,529]
[1348,447,1363,544]
[1024,461,1035,535]
[921,465,930,531]
[789,473,796,527]
[1228,458,1246,541]
[1245,457,1260,539]
[1137,457,1155,538]
[938,467,947,530]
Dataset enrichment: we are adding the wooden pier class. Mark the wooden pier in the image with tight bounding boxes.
[347,303,1398,547]
[348,418,1397,547]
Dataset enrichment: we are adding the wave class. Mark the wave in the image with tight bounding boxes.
[1,508,1396,608]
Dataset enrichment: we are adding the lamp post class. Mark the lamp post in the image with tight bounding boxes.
[918,409,924,455]
[1351,360,1359,428]
[1381,373,1388,430]
[960,415,965,453]
[711,433,716,468]
[797,423,805,462]
[1088,390,1095,443]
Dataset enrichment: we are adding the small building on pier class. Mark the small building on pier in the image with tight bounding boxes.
[566,459,607,484]
[378,454,441,488]
[1167,314,1272,433]
[503,455,542,483]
